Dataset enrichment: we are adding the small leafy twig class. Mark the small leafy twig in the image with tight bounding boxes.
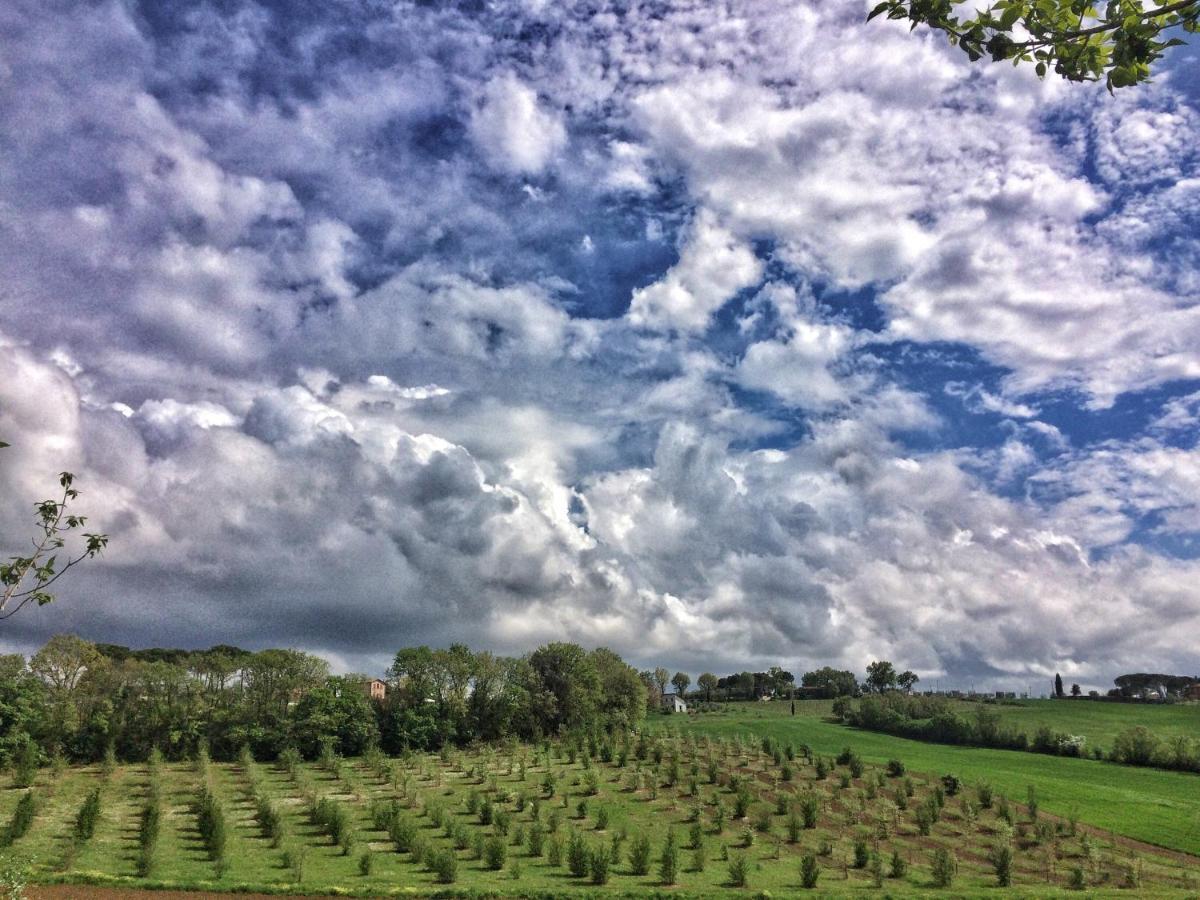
[1,442,108,619]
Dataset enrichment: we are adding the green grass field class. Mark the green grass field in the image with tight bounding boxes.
[2,731,1196,897]
[938,697,1200,751]
[652,701,1200,858]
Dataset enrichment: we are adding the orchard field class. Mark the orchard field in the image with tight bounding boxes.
[1,729,1197,898]
[654,700,1200,857]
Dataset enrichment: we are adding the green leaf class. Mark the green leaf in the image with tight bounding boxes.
[867,1,892,21]
[1108,65,1136,87]
[999,5,1024,28]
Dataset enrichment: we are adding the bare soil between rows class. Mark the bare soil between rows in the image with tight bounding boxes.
[30,888,351,900]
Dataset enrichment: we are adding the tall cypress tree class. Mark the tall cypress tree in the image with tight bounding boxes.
[1054,673,1064,698]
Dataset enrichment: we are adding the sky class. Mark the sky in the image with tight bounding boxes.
[1,0,1199,692]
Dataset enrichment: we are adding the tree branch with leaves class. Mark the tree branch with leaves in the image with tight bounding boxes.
[868,0,1199,90]
[1,441,108,620]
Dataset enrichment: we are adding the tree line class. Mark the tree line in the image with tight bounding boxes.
[1111,673,1198,699]
[642,666,797,704]
[665,661,919,703]
[0,635,646,765]
[833,691,1200,775]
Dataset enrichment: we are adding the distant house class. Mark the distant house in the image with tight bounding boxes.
[354,678,387,701]
[1185,683,1200,701]
[662,692,688,714]
[758,694,773,702]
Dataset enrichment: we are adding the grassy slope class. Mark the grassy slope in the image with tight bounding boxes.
[654,701,1200,857]
[941,698,1200,751]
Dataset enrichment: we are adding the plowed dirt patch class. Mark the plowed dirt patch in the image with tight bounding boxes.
[30,888,348,900]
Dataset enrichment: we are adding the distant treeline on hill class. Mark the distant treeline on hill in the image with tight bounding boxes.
[1111,673,1199,699]
[91,642,253,665]
[0,635,646,766]
[835,692,1200,776]
[679,666,869,701]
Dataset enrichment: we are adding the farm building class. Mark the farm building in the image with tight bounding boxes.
[1185,683,1200,701]
[353,678,387,700]
[661,692,688,713]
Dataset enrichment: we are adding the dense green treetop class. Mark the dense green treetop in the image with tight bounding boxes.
[670,671,691,697]
[800,666,859,698]
[865,659,899,694]
[591,647,648,730]
[528,641,601,733]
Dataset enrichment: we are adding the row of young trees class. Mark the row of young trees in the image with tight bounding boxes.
[0,635,646,765]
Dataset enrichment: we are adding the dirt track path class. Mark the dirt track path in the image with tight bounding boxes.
[29,888,350,900]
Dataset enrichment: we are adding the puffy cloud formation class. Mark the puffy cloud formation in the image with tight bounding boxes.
[0,0,1198,687]
[628,211,762,332]
[469,73,569,176]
